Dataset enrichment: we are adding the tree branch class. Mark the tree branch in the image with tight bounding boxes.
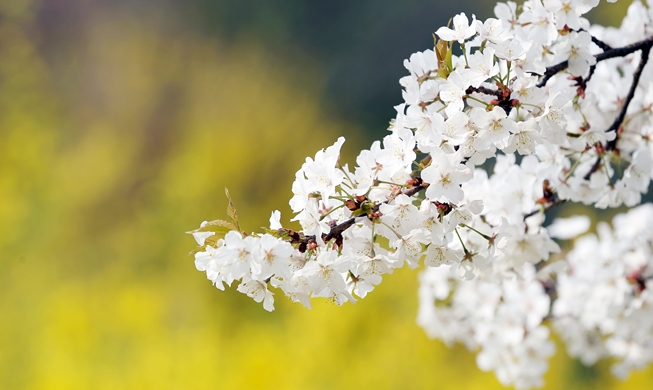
[297,184,427,246]
[584,46,651,179]
[590,34,612,52]
[576,28,613,52]
[536,35,653,87]
[524,198,566,221]
[606,46,652,150]
[466,86,503,98]
[583,155,603,180]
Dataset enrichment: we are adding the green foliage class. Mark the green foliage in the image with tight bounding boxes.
[224,188,240,232]
[436,36,454,79]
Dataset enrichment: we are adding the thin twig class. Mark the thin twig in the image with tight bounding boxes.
[536,35,653,87]
[298,184,427,245]
[523,199,566,221]
[584,46,651,179]
[577,28,613,52]
[606,46,652,150]
[583,155,603,180]
[466,86,503,98]
[584,64,597,86]
[591,35,613,52]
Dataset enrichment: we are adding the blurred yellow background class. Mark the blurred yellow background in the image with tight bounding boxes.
[1,0,652,389]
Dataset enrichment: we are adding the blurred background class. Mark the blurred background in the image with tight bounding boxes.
[1,0,651,388]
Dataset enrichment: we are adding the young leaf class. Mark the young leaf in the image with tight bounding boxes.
[188,234,223,255]
[225,188,240,231]
[444,42,453,72]
[436,38,452,78]
[186,219,236,235]
[436,36,447,63]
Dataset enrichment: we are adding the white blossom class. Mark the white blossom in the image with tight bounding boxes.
[191,1,653,387]
[436,12,477,43]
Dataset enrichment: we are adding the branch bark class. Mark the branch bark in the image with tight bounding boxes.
[584,46,651,179]
[536,35,653,87]
[297,184,427,246]
[606,46,652,150]
[523,198,566,221]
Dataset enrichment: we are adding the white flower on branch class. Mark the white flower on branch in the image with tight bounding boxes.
[436,12,477,44]
[191,0,653,387]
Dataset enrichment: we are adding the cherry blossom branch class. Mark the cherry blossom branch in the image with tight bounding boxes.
[536,35,653,87]
[583,64,597,86]
[522,179,565,221]
[583,154,604,180]
[584,45,651,179]
[577,28,613,51]
[606,46,652,150]
[523,199,566,221]
[569,28,614,51]
[591,35,613,52]
[465,85,503,98]
[295,184,427,248]
[466,85,515,113]
[192,2,653,384]
[573,64,597,95]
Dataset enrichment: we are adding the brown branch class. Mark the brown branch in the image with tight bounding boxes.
[297,184,427,246]
[465,85,515,114]
[591,35,613,52]
[577,28,613,52]
[534,34,653,180]
[606,46,651,150]
[583,155,603,180]
[583,46,651,180]
[536,35,653,87]
[537,61,568,88]
[465,86,503,98]
[524,198,566,221]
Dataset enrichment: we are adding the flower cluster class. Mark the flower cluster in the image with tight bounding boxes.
[418,263,554,389]
[554,204,653,379]
[190,0,653,388]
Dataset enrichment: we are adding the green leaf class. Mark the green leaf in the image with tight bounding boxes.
[188,234,223,256]
[435,36,447,63]
[225,187,240,231]
[435,38,452,79]
[444,42,453,73]
[186,219,236,235]
[262,227,281,237]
